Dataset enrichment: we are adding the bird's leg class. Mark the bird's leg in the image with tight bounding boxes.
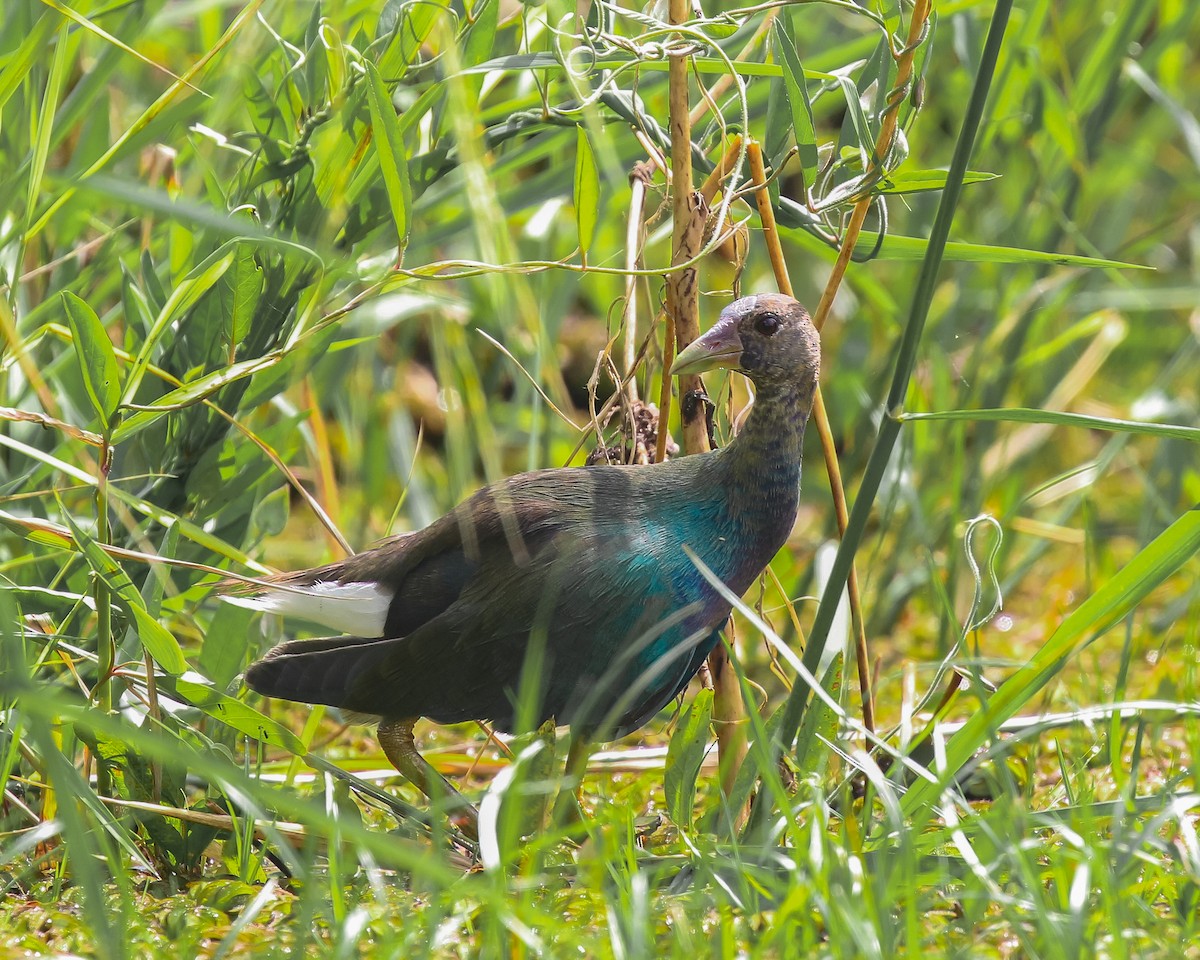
[552,733,592,828]
[378,717,478,841]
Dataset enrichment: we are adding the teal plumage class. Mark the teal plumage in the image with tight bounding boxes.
[240,294,820,743]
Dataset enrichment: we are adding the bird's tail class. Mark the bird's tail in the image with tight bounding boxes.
[244,635,402,717]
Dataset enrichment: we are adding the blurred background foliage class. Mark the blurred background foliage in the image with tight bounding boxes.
[1,0,1198,956]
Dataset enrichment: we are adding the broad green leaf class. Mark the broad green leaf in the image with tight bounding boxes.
[121,248,235,408]
[516,720,558,839]
[377,0,444,79]
[365,59,412,252]
[573,126,600,259]
[57,507,188,675]
[879,169,999,194]
[224,243,262,351]
[820,167,992,209]
[763,78,792,168]
[25,715,157,891]
[773,20,819,194]
[172,675,307,755]
[120,267,154,337]
[779,210,1149,268]
[198,602,253,691]
[73,724,190,862]
[900,506,1200,824]
[320,16,347,102]
[61,292,121,428]
[112,353,279,443]
[346,83,445,207]
[901,407,1200,443]
[833,74,875,167]
[795,652,843,775]
[869,234,1148,268]
[663,688,713,830]
[463,0,499,69]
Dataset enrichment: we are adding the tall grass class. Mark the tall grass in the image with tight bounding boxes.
[1,0,1197,956]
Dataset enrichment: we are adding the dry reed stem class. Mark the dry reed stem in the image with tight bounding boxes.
[775,0,934,738]
[748,141,875,736]
[667,0,748,796]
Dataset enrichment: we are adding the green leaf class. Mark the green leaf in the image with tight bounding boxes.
[365,59,412,252]
[0,13,57,115]
[73,723,190,862]
[773,20,819,193]
[879,169,999,194]
[795,652,843,775]
[663,688,713,830]
[172,675,307,755]
[832,74,875,167]
[198,602,254,691]
[573,126,600,259]
[61,292,121,428]
[121,248,235,408]
[901,407,1200,443]
[821,167,992,210]
[463,0,499,69]
[1038,76,1083,166]
[25,25,69,238]
[377,0,443,79]
[112,353,280,443]
[900,506,1200,824]
[56,507,187,675]
[870,234,1149,268]
[224,243,262,351]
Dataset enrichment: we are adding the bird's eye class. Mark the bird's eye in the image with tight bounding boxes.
[754,313,781,336]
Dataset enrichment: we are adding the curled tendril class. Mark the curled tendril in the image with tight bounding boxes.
[963,515,1004,634]
[849,196,888,263]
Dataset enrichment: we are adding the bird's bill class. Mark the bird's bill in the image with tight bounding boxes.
[670,314,742,376]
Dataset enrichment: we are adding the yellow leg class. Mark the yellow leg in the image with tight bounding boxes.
[378,718,478,842]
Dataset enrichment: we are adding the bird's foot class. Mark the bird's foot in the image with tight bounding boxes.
[378,717,479,843]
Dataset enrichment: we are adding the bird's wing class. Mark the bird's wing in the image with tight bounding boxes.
[242,464,727,733]
[226,468,576,638]
[346,468,727,733]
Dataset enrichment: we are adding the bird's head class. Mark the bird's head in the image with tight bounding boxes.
[671,294,820,392]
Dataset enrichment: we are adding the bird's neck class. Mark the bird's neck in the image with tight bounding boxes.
[713,378,813,585]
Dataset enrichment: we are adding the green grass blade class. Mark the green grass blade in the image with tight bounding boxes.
[899,506,1200,823]
[664,688,713,831]
[901,407,1200,442]
[774,19,819,193]
[56,504,188,675]
[365,59,413,253]
[871,234,1148,267]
